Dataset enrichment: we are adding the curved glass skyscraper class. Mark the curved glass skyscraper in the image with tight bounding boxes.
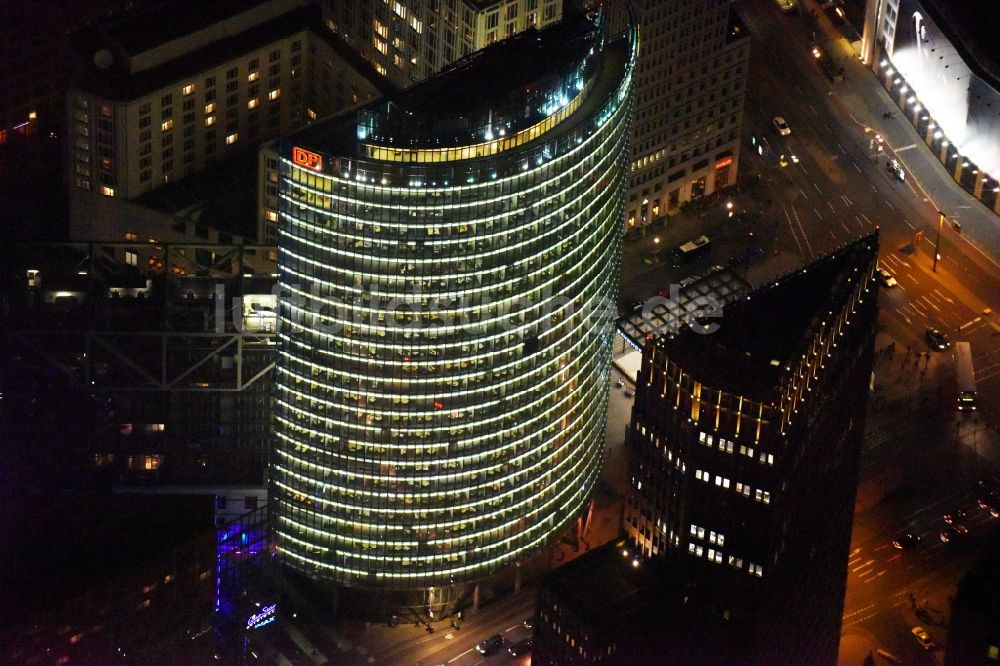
[272,11,635,590]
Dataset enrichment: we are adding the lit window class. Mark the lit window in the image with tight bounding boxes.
[145,423,165,432]
[695,546,703,557]
[268,89,280,101]
[767,453,774,465]
[204,103,215,114]
[101,185,115,197]
[226,133,238,145]
[248,71,259,83]
[374,37,388,55]
[182,84,195,96]
[715,475,722,486]
[161,119,173,132]
[205,115,216,127]
[267,210,278,222]
[124,250,137,266]
[697,526,705,539]
[374,19,388,38]
[248,98,258,110]
[690,524,698,536]
[307,108,317,120]
[688,543,696,554]
[124,231,138,241]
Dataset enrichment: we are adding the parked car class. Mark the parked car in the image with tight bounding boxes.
[773,116,791,136]
[925,328,951,350]
[508,638,533,657]
[523,616,536,630]
[942,509,967,524]
[939,524,968,543]
[476,634,504,655]
[876,267,897,288]
[911,626,935,651]
[892,532,921,550]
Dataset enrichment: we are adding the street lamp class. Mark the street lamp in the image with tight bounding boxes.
[933,211,945,272]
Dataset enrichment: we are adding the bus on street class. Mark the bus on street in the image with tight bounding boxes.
[954,341,977,411]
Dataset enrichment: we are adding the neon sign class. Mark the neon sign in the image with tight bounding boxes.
[292,147,323,171]
[715,157,733,169]
[246,603,277,630]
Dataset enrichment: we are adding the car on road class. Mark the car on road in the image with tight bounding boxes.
[925,328,951,350]
[943,509,967,524]
[679,276,700,288]
[977,490,1000,517]
[773,116,791,136]
[911,626,935,651]
[892,532,921,550]
[624,387,635,398]
[508,638,533,657]
[876,267,897,288]
[939,524,968,543]
[523,616,536,630]
[616,378,625,389]
[476,634,504,655]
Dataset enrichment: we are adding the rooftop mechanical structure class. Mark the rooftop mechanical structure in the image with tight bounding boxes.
[271,11,636,594]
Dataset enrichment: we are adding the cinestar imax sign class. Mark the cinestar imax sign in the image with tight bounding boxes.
[246,603,277,630]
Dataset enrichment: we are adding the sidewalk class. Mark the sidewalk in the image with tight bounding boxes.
[799,0,1000,271]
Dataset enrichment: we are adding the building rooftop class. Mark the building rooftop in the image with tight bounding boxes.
[100,0,274,56]
[923,0,1000,79]
[541,541,656,628]
[362,14,598,141]
[652,234,878,399]
[73,5,392,101]
[288,12,629,164]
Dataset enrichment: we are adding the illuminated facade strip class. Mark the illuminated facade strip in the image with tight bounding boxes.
[360,85,588,163]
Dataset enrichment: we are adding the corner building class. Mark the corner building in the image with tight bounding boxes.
[620,235,880,663]
[272,12,636,598]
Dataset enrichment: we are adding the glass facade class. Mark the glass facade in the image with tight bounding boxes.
[272,22,635,588]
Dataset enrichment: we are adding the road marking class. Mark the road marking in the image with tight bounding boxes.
[860,213,873,225]
[902,218,915,230]
[874,543,891,552]
[910,301,927,316]
[886,553,902,563]
[449,647,475,663]
[850,548,861,557]
[815,208,824,220]
[885,199,895,210]
[958,316,982,331]
[933,289,955,304]
[841,195,854,207]
[852,559,875,572]
[837,142,847,154]
[798,162,809,175]
[871,183,878,192]
[813,182,822,194]
[853,161,862,173]
[840,220,852,234]
[875,570,887,578]
[828,201,837,213]
[920,295,942,312]
[799,187,809,200]
[505,625,519,633]
[896,143,918,152]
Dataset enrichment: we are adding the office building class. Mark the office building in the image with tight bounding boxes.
[944,527,1000,666]
[271,10,635,605]
[66,0,385,206]
[624,0,749,228]
[863,0,1000,214]
[535,236,879,664]
[324,0,564,90]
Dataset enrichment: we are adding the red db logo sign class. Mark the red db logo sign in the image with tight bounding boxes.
[292,147,322,171]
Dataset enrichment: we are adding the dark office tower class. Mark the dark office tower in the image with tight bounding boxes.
[944,528,1000,666]
[271,12,636,604]
[619,235,879,664]
[624,0,749,228]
